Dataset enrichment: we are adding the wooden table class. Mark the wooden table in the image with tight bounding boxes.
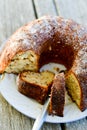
[0,0,87,130]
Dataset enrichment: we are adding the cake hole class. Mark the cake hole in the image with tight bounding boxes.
[40,62,66,74]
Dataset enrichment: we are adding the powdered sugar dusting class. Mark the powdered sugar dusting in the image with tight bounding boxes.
[0,16,87,78]
[72,46,87,75]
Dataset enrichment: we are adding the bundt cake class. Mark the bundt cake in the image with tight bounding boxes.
[49,73,65,117]
[17,70,54,104]
[0,15,87,111]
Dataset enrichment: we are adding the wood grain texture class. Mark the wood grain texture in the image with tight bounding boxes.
[0,92,62,130]
[0,0,87,130]
[0,94,34,130]
[54,0,87,129]
[0,0,35,44]
[0,0,35,130]
[54,0,87,25]
[34,0,57,17]
[65,119,87,130]
[0,0,61,130]
[0,91,62,130]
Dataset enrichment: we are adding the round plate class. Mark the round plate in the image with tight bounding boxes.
[0,72,87,123]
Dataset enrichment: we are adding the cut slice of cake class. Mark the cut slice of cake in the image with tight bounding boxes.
[49,73,65,117]
[17,71,54,104]
[65,71,85,111]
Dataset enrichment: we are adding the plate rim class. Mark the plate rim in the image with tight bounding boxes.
[0,73,87,123]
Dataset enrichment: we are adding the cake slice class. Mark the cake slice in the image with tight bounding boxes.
[49,73,65,117]
[65,71,85,111]
[17,71,54,104]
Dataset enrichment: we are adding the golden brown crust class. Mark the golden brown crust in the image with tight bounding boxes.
[17,71,54,104]
[0,15,87,110]
[76,73,87,111]
[49,73,65,117]
[0,16,87,73]
[17,76,48,104]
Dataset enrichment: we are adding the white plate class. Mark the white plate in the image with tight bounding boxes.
[0,63,87,123]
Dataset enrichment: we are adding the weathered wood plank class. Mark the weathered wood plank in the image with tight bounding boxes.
[0,0,87,130]
[0,0,62,130]
[54,0,87,25]
[0,92,62,130]
[0,93,34,130]
[0,0,36,130]
[32,1,62,130]
[65,119,87,130]
[0,0,35,44]
[34,0,57,17]
[54,0,87,129]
